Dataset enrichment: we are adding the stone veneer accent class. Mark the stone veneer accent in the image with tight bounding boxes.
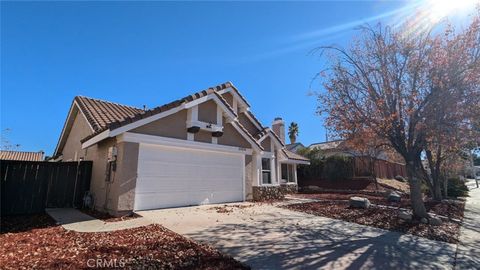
[280,184,298,194]
[252,186,284,201]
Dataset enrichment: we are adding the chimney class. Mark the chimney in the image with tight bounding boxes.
[272,117,285,144]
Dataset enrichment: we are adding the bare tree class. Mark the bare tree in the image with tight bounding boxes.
[317,15,480,218]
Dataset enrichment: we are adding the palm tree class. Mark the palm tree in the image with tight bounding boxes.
[288,122,299,144]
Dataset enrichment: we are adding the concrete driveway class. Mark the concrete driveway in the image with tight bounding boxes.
[138,202,456,270]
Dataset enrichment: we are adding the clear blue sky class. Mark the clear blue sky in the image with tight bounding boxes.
[1,1,472,155]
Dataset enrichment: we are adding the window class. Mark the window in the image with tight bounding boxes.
[281,164,288,181]
[281,164,295,183]
[262,158,271,184]
[288,164,294,183]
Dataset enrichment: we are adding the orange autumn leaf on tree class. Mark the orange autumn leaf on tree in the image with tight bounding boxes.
[316,12,480,218]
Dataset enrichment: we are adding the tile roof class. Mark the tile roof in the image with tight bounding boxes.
[58,81,311,160]
[282,149,310,162]
[80,84,230,143]
[286,142,305,152]
[309,140,344,150]
[75,96,144,132]
[78,82,267,151]
[0,150,44,161]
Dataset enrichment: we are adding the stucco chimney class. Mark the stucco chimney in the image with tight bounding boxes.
[272,117,285,144]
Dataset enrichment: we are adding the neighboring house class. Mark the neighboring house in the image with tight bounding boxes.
[285,142,305,153]
[308,140,389,160]
[53,82,309,215]
[0,150,44,161]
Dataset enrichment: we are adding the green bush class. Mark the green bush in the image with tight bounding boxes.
[297,148,325,180]
[323,155,354,181]
[447,177,469,197]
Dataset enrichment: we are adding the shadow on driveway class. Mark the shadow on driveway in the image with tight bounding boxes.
[186,214,455,270]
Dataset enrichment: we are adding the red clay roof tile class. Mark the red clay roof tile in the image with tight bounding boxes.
[0,150,44,161]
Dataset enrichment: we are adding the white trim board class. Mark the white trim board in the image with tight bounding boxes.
[118,132,253,155]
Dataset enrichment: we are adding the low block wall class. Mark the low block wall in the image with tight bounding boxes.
[252,186,284,201]
[280,184,298,194]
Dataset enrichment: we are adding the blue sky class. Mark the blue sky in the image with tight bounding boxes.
[1,1,474,155]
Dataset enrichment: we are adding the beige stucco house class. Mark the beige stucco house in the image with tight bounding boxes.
[53,82,309,215]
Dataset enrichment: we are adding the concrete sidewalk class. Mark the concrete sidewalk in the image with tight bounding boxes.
[455,179,480,269]
[46,208,151,232]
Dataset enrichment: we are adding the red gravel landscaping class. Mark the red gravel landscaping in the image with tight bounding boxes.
[283,201,463,243]
[292,193,464,220]
[300,178,387,191]
[0,214,248,270]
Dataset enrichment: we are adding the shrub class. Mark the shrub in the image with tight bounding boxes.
[447,177,469,197]
[323,155,354,181]
[297,148,325,180]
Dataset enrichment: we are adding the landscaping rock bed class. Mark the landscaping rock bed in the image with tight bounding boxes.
[292,193,464,220]
[283,201,463,243]
[0,214,249,270]
[299,178,387,192]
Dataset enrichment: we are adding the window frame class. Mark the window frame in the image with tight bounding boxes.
[281,163,295,183]
[261,158,272,185]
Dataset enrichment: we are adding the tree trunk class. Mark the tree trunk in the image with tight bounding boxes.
[289,136,296,144]
[433,180,442,201]
[443,175,449,198]
[406,162,429,218]
[425,149,442,201]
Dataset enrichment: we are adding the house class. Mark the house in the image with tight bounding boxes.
[309,140,389,160]
[285,142,305,153]
[0,150,44,161]
[53,82,309,215]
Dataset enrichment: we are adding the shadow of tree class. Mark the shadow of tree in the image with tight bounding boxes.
[0,213,57,233]
[186,213,456,270]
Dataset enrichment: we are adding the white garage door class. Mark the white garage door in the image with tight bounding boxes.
[134,143,244,210]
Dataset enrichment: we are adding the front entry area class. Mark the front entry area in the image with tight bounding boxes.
[134,143,244,210]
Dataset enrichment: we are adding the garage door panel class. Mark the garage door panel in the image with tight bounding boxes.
[135,193,192,210]
[134,143,244,210]
[135,176,194,193]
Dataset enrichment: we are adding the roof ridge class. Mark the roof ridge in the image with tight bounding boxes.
[76,95,144,111]
[0,150,43,153]
[309,139,344,145]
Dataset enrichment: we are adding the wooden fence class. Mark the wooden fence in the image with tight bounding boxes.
[1,160,92,216]
[353,157,406,179]
[297,156,407,188]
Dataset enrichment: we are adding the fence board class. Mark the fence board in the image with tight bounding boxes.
[298,156,407,187]
[0,160,92,216]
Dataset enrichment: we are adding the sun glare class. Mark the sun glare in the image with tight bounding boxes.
[426,0,478,23]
